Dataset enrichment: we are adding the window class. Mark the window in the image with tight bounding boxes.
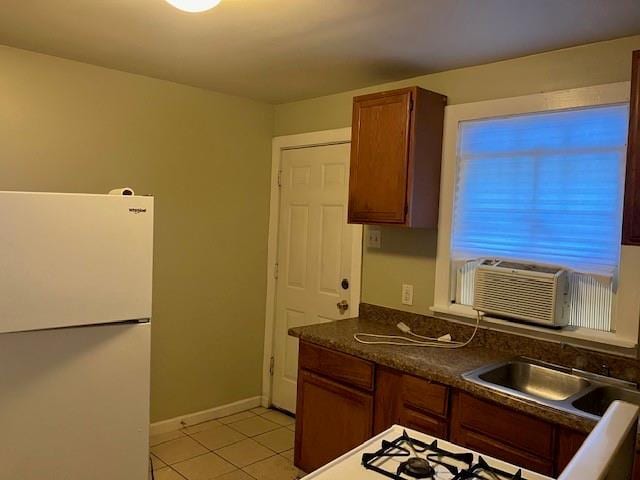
[432,83,640,349]
[450,104,629,331]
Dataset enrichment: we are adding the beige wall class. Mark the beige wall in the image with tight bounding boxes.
[274,35,640,315]
[0,45,274,422]
[4,33,640,422]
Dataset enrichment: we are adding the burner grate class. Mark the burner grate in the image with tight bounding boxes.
[361,431,527,480]
[453,457,524,480]
[362,430,472,479]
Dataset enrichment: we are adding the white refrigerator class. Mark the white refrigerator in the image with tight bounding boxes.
[0,191,153,480]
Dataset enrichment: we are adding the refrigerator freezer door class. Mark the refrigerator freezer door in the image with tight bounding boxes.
[0,191,153,334]
[0,322,151,480]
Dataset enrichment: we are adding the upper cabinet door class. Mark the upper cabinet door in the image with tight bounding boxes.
[349,90,412,224]
[348,87,447,227]
[623,50,640,245]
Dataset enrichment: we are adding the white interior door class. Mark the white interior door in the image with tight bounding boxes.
[271,142,362,413]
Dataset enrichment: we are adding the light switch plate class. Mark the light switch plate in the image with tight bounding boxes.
[401,284,414,306]
[367,228,381,248]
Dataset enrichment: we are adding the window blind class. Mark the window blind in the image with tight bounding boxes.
[452,104,628,276]
[451,104,628,332]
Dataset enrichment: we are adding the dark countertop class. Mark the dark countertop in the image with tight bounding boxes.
[289,314,599,435]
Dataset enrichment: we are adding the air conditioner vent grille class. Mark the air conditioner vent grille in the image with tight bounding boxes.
[473,264,568,326]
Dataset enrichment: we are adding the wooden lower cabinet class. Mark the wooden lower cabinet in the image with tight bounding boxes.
[294,369,373,473]
[557,428,640,479]
[294,343,639,476]
[556,428,587,474]
[299,341,374,391]
[450,391,554,476]
[453,427,554,476]
[372,366,403,433]
[373,366,448,438]
[400,406,447,439]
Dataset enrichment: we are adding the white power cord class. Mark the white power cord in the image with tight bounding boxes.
[353,310,483,349]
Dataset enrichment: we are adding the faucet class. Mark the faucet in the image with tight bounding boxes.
[560,342,587,369]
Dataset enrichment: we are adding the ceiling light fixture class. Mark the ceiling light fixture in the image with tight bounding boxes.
[165,0,221,13]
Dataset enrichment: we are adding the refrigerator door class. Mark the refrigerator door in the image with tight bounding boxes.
[0,322,150,480]
[0,191,153,334]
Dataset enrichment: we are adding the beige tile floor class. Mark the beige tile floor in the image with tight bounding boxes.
[150,407,304,480]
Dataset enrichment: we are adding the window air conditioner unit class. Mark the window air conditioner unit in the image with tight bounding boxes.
[473,259,570,328]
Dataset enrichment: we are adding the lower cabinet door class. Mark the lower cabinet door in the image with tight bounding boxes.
[556,428,587,474]
[294,369,373,473]
[453,427,554,476]
[558,428,640,479]
[451,392,554,460]
[450,392,554,476]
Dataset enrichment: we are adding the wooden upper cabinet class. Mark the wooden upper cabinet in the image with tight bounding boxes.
[623,50,640,245]
[348,86,447,227]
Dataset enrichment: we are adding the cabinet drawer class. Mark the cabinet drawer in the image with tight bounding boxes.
[454,392,554,459]
[454,427,554,476]
[400,407,448,439]
[402,374,448,417]
[299,342,374,391]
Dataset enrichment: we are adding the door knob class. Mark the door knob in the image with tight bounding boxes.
[337,300,349,314]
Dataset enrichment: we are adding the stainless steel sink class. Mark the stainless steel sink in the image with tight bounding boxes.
[463,358,640,420]
[476,361,590,401]
[571,386,640,417]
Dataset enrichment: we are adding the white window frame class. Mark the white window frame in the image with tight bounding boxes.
[432,82,640,354]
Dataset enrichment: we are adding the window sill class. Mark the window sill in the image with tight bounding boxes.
[429,303,638,357]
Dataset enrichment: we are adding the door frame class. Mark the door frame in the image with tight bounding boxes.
[261,127,363,407]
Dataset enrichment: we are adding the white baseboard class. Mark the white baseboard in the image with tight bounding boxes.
[150,396,263,436]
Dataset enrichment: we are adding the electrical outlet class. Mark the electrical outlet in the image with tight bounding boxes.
[401,284,414,306]
[367,227,381,248]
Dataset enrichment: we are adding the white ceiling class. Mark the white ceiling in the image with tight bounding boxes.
[1,0,640,103]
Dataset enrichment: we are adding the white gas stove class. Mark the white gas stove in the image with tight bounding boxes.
[304,425,551,480]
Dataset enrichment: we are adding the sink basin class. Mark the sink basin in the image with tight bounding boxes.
[572,386,640,417]
[465,358,640,421]
[475,361,591,401]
